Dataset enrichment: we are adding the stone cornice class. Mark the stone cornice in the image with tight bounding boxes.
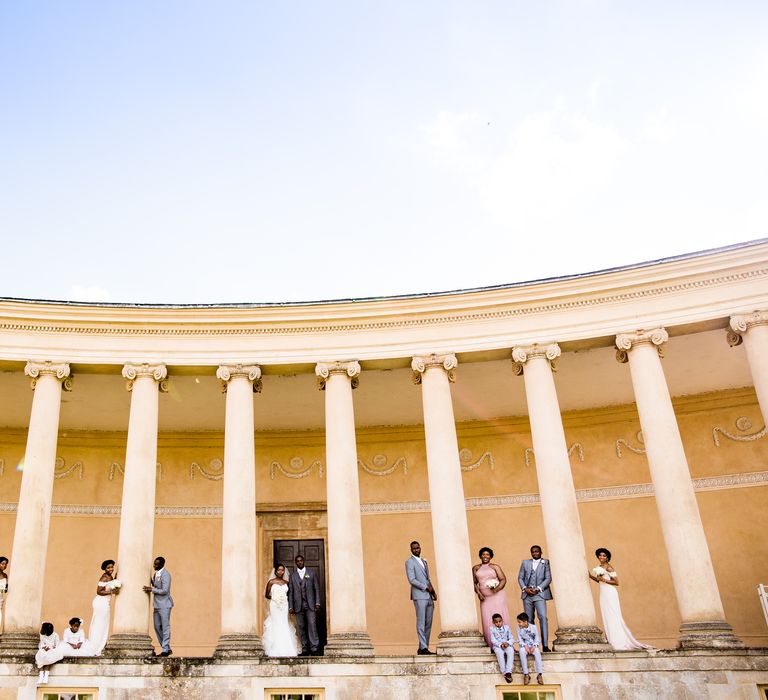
[0,243,767,366]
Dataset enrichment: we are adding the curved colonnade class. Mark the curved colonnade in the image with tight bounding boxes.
[0,241,767,660]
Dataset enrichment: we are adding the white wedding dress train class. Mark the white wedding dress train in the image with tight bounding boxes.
[263,584,299,657]
[598,572,652,650]
[86,591,112,656]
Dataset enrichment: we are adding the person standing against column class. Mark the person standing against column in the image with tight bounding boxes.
[405,540,437,655]
[518,545,552,651]
[143,556,173,656]
[288,555,321,655]
[0,556,8,627]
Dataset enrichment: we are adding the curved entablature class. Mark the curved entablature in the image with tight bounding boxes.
[0,241,767,370]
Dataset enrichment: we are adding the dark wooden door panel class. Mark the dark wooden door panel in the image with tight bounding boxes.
[273,538,327,650]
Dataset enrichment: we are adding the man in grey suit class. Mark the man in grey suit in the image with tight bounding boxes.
[143,556,173,656]
[405,541,437,655]
[518,545,552,651]
[288,554,321,655]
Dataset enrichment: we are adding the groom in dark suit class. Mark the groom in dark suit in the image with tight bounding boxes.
[288,554,321,655]
[518,545,552,651]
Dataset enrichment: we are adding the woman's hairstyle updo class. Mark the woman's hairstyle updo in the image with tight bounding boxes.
[275,563,285,572]
[478,547,494,558]
[101,559,115,571]
[595,548,612,561]
[0,556,8,564]
[40,622,54,636]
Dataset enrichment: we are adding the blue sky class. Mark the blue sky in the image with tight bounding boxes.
[2,2,767,304]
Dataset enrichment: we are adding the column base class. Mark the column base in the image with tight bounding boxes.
[678,621,744,650]
[436,629,487,656]
[213,633,263,658]
[0,630,38,657]
[104,632,155,658]
[324,632,375,658]
[553,625,611,651]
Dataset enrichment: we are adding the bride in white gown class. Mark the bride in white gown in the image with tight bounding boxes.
[263,564,300,657]
[87,559,121,656]
[590,548,652,651]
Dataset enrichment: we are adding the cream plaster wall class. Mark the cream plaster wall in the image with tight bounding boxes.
[1,388,766,655]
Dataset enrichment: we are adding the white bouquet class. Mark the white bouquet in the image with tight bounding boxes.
[108,580,122,591]
[486,578,500,590]
[592,567,606,578]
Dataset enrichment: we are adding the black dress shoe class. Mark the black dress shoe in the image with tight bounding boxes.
[543,646,551,652]
[417,648,436,655]
[160,650,172,657]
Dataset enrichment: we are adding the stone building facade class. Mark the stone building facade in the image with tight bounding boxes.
[0,241,767,698]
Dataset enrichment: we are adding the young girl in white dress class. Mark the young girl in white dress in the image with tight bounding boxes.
[0,556,8,631]
[263,563,300,657]
[589,547,652,651]
[63,617,87,656]
[35,622,64,685]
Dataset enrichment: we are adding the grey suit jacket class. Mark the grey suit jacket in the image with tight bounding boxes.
[150,569,174,609]
[288,569,321,612]
[405,556,433,601]
[518,559,553,601]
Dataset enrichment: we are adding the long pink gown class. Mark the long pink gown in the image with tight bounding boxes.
[475,563,511,647]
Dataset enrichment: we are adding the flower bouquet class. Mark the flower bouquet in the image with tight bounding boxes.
[486,578,500,590]
[108,580,122,591]
[592,567,606,578]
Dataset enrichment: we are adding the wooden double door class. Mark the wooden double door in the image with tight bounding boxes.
[273,538,327,651]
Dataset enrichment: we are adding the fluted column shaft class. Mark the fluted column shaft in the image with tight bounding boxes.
[108,364,166,657]
[616,330,742,649]
[215,365,262,656]
[0,363,70,653]
[412,354,485,654]
[729,311,768,425]
[316,361,373,656]
[512,345,607,650]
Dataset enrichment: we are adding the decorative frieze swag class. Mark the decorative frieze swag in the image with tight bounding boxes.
[24,361,72,391]
[511,343,560,374]
[315,361,361,390]
[615,328,668,363]
[122,363,168,392]
[712,416,766,446]
[216,364,262,393]
[411,353,457,384]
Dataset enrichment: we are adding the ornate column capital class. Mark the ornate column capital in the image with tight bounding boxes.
[411,353,457,384]
[24,361,72,391]
[315,361,361,390]
[216,364,262,393]
[511,343,560,375]
[122,363,168,392]
[615,328,668,363]
[727,310,768,347]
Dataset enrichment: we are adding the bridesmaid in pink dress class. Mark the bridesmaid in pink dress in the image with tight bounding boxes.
[472,546,511,648]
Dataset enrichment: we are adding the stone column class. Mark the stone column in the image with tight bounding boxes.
[728,311,768,425]
[411,354,485,654]
[0,362,71,654]
[616,329,742,649]
[215,364,263,657]
[315,361,374,657]
[511,345,608,650]
[106,363,167,657]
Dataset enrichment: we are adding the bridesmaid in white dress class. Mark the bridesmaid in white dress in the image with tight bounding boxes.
[0,556,8,631]
[62,617,87,656]
[35,622,64,685]
[589,547,652,650]
[263,564,299,657]
[87,559,120,656]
